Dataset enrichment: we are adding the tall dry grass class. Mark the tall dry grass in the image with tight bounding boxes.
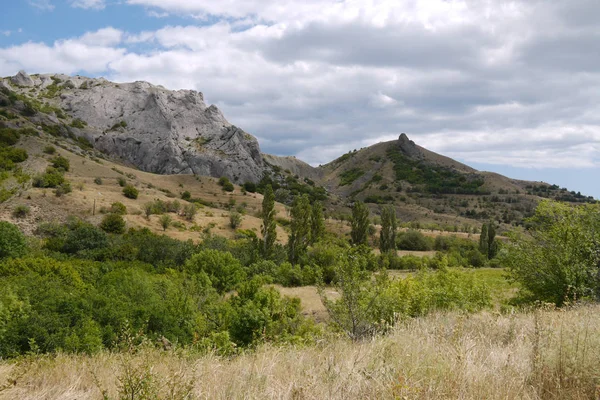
[1,304,600,399]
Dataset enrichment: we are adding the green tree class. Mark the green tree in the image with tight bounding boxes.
[122,185,138,199]
[185,249,245,293]
[261,184,277,258]
[0,222,27,259]
[310,201,325,245]
[229,211,242,229]
[319,251,386,340]
[51,155,70,171]
[479,223,488,256]
[100,213,126,234]
[479,222,497,260]
[159,214,172,231]
[350,201,370,246]
[288,194,312,263]
[379,205,397,253]
[503,200,600,306]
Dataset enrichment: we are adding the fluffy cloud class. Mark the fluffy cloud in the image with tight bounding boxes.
[70,0,106,10]
[2,0,600,172]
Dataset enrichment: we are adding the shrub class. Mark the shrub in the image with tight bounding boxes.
[117,177,126,187]
[12,205,30,219]
[243,182,256,193]
[181,191,191,201]
[185,249,245,293]
[100,213,126,234]
[218,176,235,192]
[123,185,139,199]
[396,230,433,251]
[0,221,27,259]
[54,182,72,197]
[110,202,127,215]
[159,214,172,231]
[33,167,65,188]
[93,177,103,185]
[43,145,56,155]
[51,155,70,171]
[182,203,197,221]
[229,211,242,229]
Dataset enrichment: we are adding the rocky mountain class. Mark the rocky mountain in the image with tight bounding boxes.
[1,71,595,230]
[2,71,266,183]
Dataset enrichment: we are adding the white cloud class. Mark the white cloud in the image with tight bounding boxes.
[1,31,11,37]
[70,0,106,10]
[28,0,54,11]
[2,0,600,173]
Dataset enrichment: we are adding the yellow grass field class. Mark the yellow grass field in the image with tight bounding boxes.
[1,305,599,399]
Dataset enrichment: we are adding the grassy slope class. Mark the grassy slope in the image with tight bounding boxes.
[0,134,290,242]
[1,304,598,399]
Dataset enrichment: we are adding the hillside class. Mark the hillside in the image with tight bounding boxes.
[0,70,595,236]
[317,133,596,230]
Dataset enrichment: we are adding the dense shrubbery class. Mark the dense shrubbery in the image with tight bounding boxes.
[503,200,600,306]
[386,146,488,195]
[122,184,139,199]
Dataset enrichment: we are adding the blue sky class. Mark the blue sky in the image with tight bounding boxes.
[1,0,599,198]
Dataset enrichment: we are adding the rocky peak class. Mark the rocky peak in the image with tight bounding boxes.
[398,133,422,159]
[8,71,270,183]
[10,70,34,87]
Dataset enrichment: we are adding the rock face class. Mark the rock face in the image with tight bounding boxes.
[31,75,267,183]
[397,133,423,159]
[10,70,34,87]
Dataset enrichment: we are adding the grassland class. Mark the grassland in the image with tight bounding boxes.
[1,304,599,399]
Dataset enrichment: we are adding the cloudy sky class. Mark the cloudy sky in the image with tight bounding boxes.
[1,0,599,198]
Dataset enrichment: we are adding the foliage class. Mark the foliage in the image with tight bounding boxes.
[12,205,30,219]
[51,155,70,171]
[32,167,65,188]
[379,205,397,253]
[43,145,56,154]
[396,230,434,251]
[122,185,139,199]
[288,194,312,263]
[110,202,127,215]
[229,211,242,229]
[181,190,191,201]
[100,213,126,234]
[386,146,487,194]
[261,184,277,258]
[503,200,600,306]
[350,201,370,246]
[339,168,364,186]
[0,222,27,259]
[185,249,245,293]
[159,214,172,231]
[218,176,234,192]
[479,221,498,259]
[310,201,325,245]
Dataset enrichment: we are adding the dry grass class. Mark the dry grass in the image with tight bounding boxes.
[2,305,600,399]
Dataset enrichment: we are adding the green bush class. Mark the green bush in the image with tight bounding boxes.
[94,177,103,185]
[100,213,126,234]
[12,205,30,219]
[0,222,27,259]
[181,190,191,201]
[396,230,433,251]
[122,185,139,199]
[54,182,72,197]
[43,145,56,155]
[109,202,127,215]
[185,249,245,293]
[51,155,70,171]
[33,167,65,188]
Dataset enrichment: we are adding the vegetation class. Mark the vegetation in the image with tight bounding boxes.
[387,146,487,194]
[503,200,600,306]
[339,168,364,186]
[100,213,126,234]
[122,184,139,199]
[379,205,397,253]
[288,194,312,263]
[218,176,234,192]
[260,185,277,258]
[11,205,30,219]
[350,201,370,245]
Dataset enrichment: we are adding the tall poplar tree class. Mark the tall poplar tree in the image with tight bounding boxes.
[261,184,277,258]
[310,201,325,244]
[379,205,397,253]
[288,194,312,263]
[351,201,370,246]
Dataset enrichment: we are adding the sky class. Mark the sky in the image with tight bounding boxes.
[1,0,599,198]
